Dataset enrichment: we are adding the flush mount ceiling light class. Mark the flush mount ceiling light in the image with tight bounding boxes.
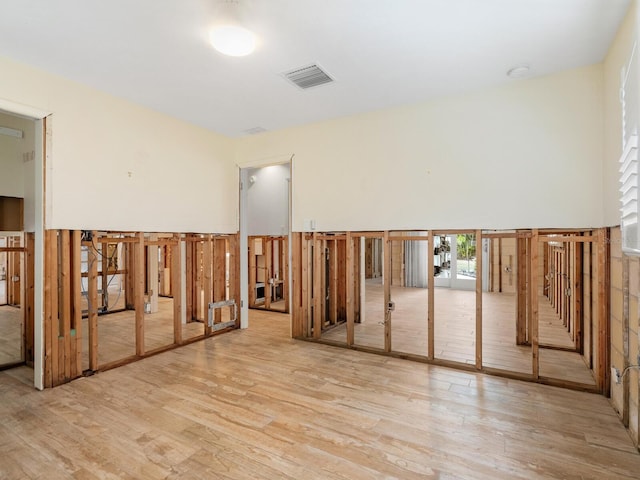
[507,65,531,79]
[209,0,257,57]
[210,25,256,57]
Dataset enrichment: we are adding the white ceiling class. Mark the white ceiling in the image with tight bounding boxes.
[0,0,631,137]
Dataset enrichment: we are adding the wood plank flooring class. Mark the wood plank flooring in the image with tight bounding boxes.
[0,309,638,479]
[0,305,22,365]
[322,285,595,385]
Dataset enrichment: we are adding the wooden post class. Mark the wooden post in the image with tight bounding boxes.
[346,232,354,345]
[301,234,310,337]
[291,233,302,337]
[498,237,503,293]
[88,231,98,371]
[43,230,54,387]
[475,230,482,370]
[101,240,108,312]
[282,236,290,314]
[330,239,338,324]
[203,235,212,335]
[596,228,610,394]
[195,240,203,321]
[427,230,436,360]
[135,232,145,356]
[185,236,193,321]
[530,229,539,379]
[313,232,322,339]
[213,237,226,324]
[49,231,59,386]
[60,230,71,381]
[172,234,182,344]
[428,231,435,360]
[24,233,35,366]
[516,236,527,345]
[265,237,272,310]
[147,233,159,313]
[384,231,391,353]
[72,231,82,376]
[248,237,256,308]
[228,233,241,326]
[353,237,361,324]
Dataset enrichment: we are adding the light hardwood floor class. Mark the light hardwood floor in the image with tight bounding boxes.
[0,305,22,366]
[0,309,639,479]
[80,298,221,370]
[322,285,595,385]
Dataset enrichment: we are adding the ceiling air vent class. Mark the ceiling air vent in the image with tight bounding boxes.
[283,63,334,90]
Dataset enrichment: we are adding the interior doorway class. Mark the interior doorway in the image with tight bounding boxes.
[0,110,38,385]
[241,162,291,318]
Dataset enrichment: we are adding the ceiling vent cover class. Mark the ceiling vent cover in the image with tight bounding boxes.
[283,63,334,89]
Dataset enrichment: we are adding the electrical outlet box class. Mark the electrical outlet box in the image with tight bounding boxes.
[612,367,622,385]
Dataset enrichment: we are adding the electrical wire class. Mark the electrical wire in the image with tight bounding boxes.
[621,365,640,379]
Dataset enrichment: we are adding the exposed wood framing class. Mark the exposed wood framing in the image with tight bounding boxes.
[596,228,610,395]
[301,234,310,337]
[293,228,605,394]
[427,230,435,360]
[72,231,82,373]
[531,229,539,379]
[38,230,241,388]
[25,233,35,366]
[329,239,338,324]
[172,234,182,345]
[88,231,98,371]
[346,232,355,345]
[516,235,527,345]
[185,236,194,322]
[498,238,503,293]
[475,230,483,370]
[213,237,226,324]
[135,232,145,356]
[383,231,391,352]
[203,235,212,335]
[291,232,303,337]
[313,232,322,339]
[229,234,241,328]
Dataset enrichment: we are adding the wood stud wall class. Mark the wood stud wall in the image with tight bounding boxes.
[40,230,240,388]
[292,228,611,393]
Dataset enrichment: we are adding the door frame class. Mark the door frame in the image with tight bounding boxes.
[238,155,293,330]
[0,98,50,390]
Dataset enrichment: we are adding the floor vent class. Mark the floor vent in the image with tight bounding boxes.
[283,63,334,90]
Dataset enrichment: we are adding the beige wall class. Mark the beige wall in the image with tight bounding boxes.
[0,55,237,233]
[237,65,604,232]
